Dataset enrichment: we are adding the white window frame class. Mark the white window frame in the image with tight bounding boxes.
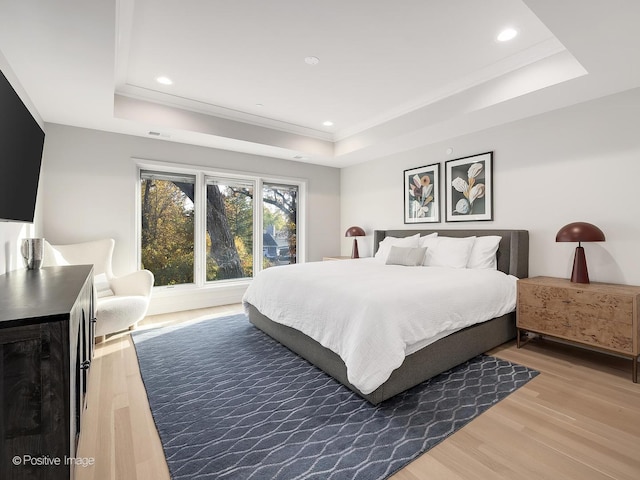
[135,158,307,292]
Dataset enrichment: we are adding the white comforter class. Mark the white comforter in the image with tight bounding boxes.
[242,258,517,395]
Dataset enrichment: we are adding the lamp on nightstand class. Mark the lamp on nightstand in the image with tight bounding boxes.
[555,222,605,284]
[345,226,365,259]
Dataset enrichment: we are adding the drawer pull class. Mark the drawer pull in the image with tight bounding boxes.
[562,300,572,304]
[560,322,572,328]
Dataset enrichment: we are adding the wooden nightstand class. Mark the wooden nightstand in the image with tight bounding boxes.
[517,276,640,383]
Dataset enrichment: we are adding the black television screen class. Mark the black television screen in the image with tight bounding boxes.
[0,68,45,223]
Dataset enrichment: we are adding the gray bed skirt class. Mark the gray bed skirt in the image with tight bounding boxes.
[247,303,516,405]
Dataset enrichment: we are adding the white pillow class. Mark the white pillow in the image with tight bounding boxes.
[418,232,438,248]
[467,235,501,269]
[424,236,476,268]
[374,233,420,262]
[385,246,428,266]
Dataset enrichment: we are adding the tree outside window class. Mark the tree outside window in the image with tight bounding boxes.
[140,173,195,286]
[140,169,300,287]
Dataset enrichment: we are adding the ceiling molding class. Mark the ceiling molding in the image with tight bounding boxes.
[114,94,335,157]
[334,37,568,141]
[116,84,335,142]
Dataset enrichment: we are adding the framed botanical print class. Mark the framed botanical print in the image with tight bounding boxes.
[445,152,493,222]
[404,163,440,223]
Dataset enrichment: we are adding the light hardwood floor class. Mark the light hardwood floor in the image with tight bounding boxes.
[76,306,640,480]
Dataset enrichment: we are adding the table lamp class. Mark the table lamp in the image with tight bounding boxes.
[555,222,605,284]
[345,226,365,259]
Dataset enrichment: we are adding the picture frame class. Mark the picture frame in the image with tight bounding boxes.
[403,162,440,223]
[445,152,493,222]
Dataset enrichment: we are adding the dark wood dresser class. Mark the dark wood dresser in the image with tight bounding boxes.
[0,265,94,480]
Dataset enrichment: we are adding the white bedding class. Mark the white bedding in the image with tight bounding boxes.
[242,258,517,395]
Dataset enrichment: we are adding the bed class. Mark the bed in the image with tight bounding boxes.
[243,228,529,404]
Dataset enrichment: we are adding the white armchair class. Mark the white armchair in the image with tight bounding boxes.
[43,238,154,339]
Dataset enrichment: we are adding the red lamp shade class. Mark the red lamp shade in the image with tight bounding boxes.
[556,222,605,284]
[345,226,365,259]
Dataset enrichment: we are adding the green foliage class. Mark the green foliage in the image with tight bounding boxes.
[263,207,286,231]
[223,187,253,264]
[140,177,299,285]
[204,186,254,282]
[141,179,195,286]
[234,236,253,277]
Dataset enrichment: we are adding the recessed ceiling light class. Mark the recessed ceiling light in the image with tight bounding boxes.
[322,120,334,127]
[304,56,320,65]
[156,76,173,85]
[497,28,518,42]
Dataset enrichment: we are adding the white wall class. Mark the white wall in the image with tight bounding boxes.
[341,87,640,286]
[40,124,341,312]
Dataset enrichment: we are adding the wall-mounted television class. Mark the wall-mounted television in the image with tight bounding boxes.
[0,68,45,223]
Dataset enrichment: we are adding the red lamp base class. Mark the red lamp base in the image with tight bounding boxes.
[351,239,360,259]
[571,246,589,283]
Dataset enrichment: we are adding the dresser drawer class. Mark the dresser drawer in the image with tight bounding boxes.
[518,283,634,325]
[518,303,634,353]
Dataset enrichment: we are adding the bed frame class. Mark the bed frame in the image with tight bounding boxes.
[247,229,529,405]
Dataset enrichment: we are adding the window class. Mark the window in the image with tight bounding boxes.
[263,183,298,267]
[140,171,196,287]
[138,163,304,289]
[205,178,254,282]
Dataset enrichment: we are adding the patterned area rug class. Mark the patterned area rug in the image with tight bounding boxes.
[132,314,538,480]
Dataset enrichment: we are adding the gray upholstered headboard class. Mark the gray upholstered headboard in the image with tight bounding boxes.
[373,229,529,278]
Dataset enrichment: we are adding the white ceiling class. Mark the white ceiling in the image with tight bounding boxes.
[1,0,639,167]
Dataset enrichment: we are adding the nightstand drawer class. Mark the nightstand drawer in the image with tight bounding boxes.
[518,303,634,353]
[518,283,634,325]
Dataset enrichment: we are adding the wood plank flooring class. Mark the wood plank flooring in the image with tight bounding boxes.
[75,306,640,480]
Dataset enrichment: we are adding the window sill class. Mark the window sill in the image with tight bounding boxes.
[147,279,251,315]
[152,278,251,297]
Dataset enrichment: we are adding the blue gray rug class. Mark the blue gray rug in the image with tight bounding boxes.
[132,314,538,480]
